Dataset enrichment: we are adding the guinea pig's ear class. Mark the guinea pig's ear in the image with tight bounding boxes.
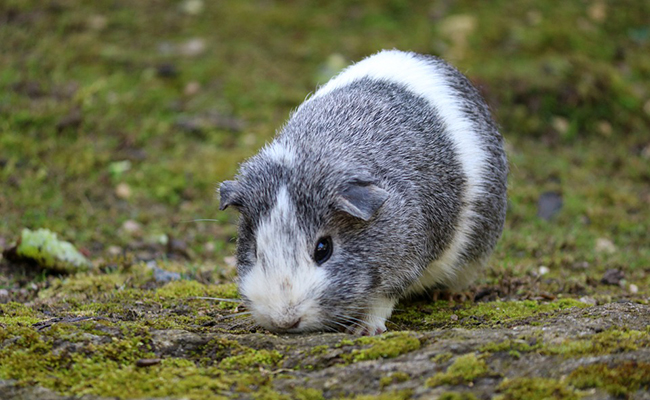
[336,179,389,221]
[219,180,243,210]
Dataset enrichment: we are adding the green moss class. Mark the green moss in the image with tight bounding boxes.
[439,392,479,400]
[543,328,649,356]
[0,328,154,393]
[426,353,490,387]
[432,352,454,364]
[481,340,535,354]
[495,377,579,400]
[0,302,42,331]
[252,388,291,400]
[197,337,283,370]
[479,328,649,360]
[426,299,588,327]
[308,345,329,356]
[379,372,410,388]
[154,279,209,298]
[0,321,281,399]
[337,339,355,347]
[345,390,413,400]
[293,387,324,400]
[480,333,543,357]
[220,349,283,369]
[341,332,421,363]
[394,299,590,330]
[568,362,650,397]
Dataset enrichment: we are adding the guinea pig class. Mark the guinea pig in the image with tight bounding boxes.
[219,50,507,335]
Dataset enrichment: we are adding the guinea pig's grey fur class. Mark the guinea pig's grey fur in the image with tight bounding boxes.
[220,50,507,335]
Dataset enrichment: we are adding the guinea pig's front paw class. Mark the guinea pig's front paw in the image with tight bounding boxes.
[351,319,387,336]
[350,296,395,336]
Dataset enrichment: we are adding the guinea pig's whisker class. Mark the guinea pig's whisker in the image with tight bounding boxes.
[218,311,252,320]
[325,319,352,332]
[180,219,222,224]
[187,296,242,303]
[332,314,366,330]
[337,314,367,326]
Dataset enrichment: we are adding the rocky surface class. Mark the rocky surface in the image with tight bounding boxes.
[2,286,649,400]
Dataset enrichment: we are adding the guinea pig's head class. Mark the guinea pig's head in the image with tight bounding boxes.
[219,158,389,333]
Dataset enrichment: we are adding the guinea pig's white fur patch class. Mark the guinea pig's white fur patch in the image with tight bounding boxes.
[238,186,327,331]
[309,50,488,291]
[261,141,296,166]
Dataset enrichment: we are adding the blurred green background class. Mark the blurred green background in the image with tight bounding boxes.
[1,0,649,292]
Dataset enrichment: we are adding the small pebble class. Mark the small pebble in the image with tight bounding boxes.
[538,266,550,275]
[180,38,206,57]
[537,191,563,220]
[629,284,639,294]
[0,289,9,298]
[587,1,606,22]
[115,182,131,199]
[450,314,459,321]
[184,81,201,96]
[204,242,216,253]
[107,246,122,256]
[579,296,597,306]
[597,120,612,136]
[121,220,143,236]
[551,116,569,135]
[156,268,179,284]
[180,0,203,15]
[168,238,188,254]
[135,358,162,368]
[595,238,616,254]
[573,261,590,269]
[146,260,181,283]
[641,143,650,160]
[108,160,132,178]
[87,14,108,30]
[600,268,625,286]
[157,63,178,78]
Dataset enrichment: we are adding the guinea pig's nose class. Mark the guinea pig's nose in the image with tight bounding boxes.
[289,318,301,329]
[276,318,301,331]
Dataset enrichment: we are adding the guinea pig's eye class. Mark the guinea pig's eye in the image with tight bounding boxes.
[313,236,333,265]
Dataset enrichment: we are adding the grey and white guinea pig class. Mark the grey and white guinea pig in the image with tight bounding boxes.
[219,50,507,335]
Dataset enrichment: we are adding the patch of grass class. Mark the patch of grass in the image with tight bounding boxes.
[341,332,421,363]
[426,353,491,387]
[480,328,649,360]
[392,298,588,329]
[344,390,413,400]
[439,392,478,400]
[379,372,410,389]
[480,338,540,359]
[198,337,283,370]
[543,328,650,356]
[293,387,325,400]
[494,377,579,400]
[0,313,282,399]
[568,362,650,397]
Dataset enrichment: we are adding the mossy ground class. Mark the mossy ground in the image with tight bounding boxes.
[1,1,649,399]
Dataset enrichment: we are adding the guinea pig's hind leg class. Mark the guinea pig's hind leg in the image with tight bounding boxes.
[352,296,397,336]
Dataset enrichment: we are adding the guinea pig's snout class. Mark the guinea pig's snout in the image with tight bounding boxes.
[274,317,301,331]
